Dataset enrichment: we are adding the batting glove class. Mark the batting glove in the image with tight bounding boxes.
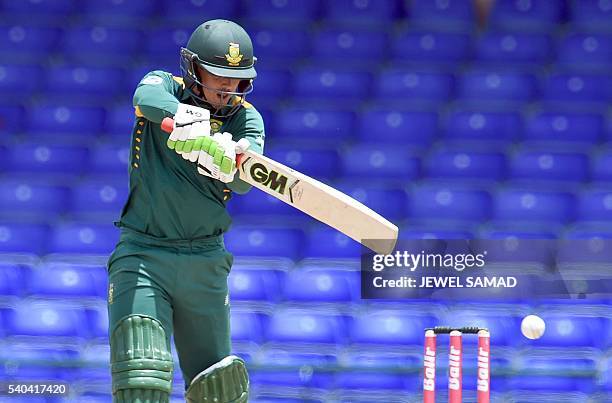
[197,132,250,183]
[168,103,211,162]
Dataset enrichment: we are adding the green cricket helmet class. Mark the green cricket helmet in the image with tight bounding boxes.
[180,19,257,117]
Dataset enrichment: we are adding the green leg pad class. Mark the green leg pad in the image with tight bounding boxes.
[114,388,169,403]
[186,355,249,403]
[111,315,173,403]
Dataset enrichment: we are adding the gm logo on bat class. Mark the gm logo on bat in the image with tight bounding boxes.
[250,162,288,195]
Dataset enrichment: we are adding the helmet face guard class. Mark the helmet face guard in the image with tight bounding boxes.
[180,47,254,119]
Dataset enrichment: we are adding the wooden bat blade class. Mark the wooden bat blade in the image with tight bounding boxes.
[238,152,398,254]
[160,117,399,254]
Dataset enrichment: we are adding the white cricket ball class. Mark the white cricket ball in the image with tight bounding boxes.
[521,314,546,340]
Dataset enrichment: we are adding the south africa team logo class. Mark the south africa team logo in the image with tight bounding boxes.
[225,42,243,66]
[210,119,222,133]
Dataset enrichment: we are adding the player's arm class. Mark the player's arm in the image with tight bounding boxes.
[226,108,265,194]
[132,71,181,123]
[135,71,211,162]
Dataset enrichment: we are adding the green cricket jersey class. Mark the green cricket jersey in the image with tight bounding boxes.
[117,70,265,240]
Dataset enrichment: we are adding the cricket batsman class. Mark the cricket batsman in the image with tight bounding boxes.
[107,19,264,402]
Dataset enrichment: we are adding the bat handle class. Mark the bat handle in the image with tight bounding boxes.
[161,117,174,133]
[160,117,245,167]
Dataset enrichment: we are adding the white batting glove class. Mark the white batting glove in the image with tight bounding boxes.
[167,103,211,162]
[197,132,250,183]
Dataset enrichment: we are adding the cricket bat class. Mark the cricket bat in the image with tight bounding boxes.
[161,117,398,254]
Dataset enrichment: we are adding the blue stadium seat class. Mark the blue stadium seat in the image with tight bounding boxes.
[264,146,339,178]
[349,311,434,346]
[0,64,43,101]
[373,69,454,103]
[336,183,408,221]
[26,263,102,298]
[265,309,345,345]
[311,28,389,61]
[249,69,293,103]
[304,227,361,258]
[524,111,604,144]
[4,302,88,338]
[161,0,239,23]
[249,399,323,403]
[0,341,80,364]
[0,25,62,59]
[576,189,612,221]
[0,222,49,254]
[26,105,105,137]
[591,148,612,182]
[407,0,474,28]
[602,356,612,391]
[44,66,124,100]
[513,352,599,390]
[0,263,26,297]
[490,0,564,30]
[493,189,575,223]
[61,27,144,63]
[251,349,336,385]
[400,227,476,239]
[480,221,560,239]
[557,32,612,70]
[373,68,455,104]
[408,185,491,221]
[105,104,136,137]
[335,371,410,390]
[509,150,589,182]
[69,394,112,403]
[444,109,522,142]
[357,108,439,146]
[282,268,356,303]
[392,29,472,64]
[81,0,157,19]
[557,233,612,268]
[475,32,552,64]
[0,105,25,134]
[228,188,301,217]
[242,0,321,23]
[249,28,310,61]
[224,227,305,260]
[7,143,89,174]
[341,145,420,179]
[293,68,372,101]
[70,180,128,218]
[542,73,612,104]
[90,144,130,175]
[228,268,281,303]
[535,315,606,348]
[144,27,190,61]
[249,367,334,389]
[339,349,422,373]
[48,222,119,254]
[570,0,612,29]
[0,181,69,218]
[508,374,597,393]
[0,0,76,16]
[272,108,356,142]
[231,311,265,344]
[424,148,506,180]
[85,305,109,339]
[322,0,400,26]
[457,70,538,102]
